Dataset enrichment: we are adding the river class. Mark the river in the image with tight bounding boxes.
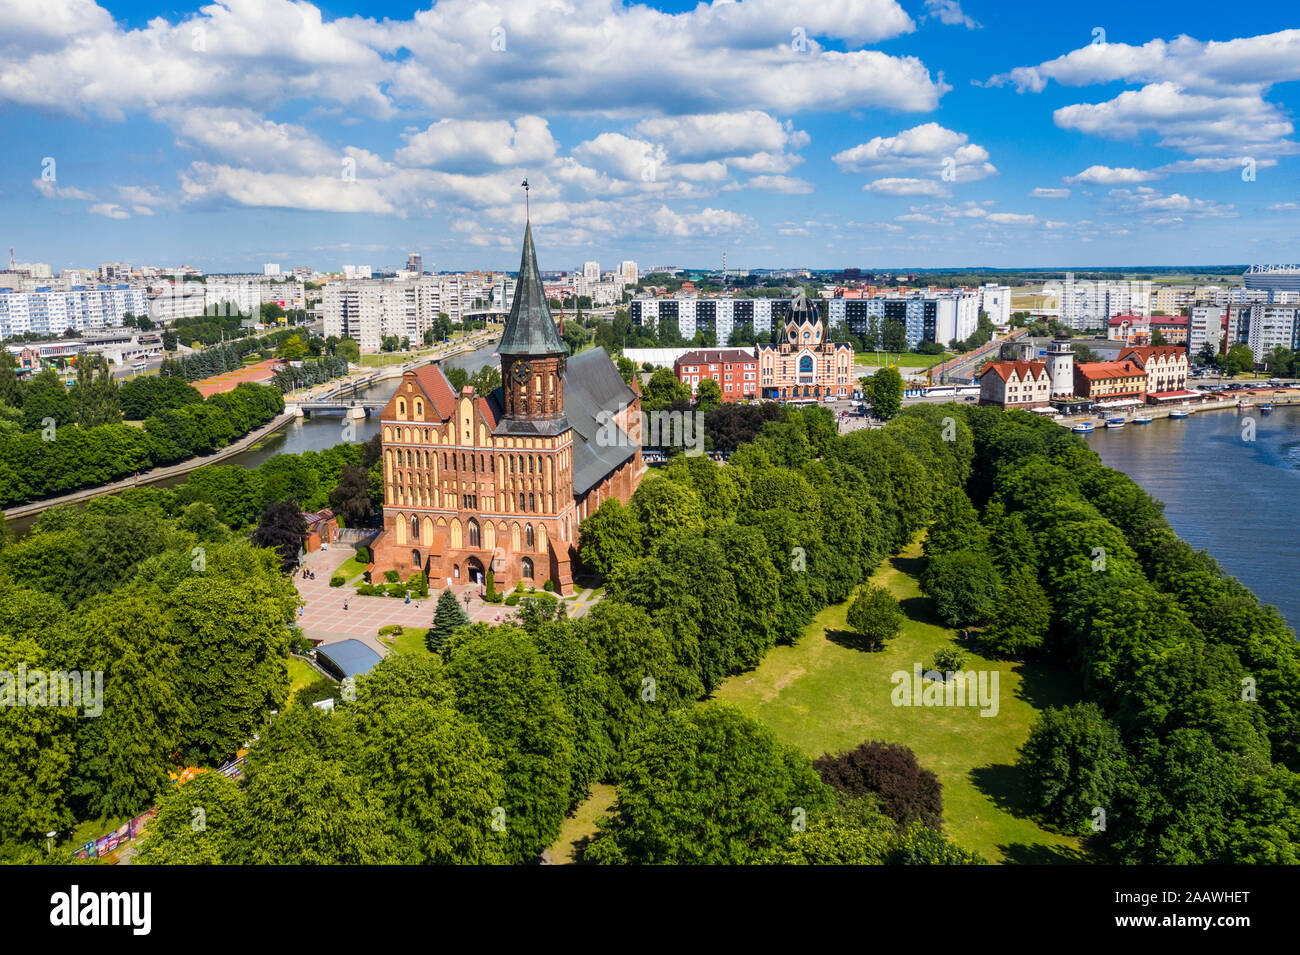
[1082,404,1300,632]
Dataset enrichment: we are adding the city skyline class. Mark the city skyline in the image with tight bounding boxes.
[3,0,1300,271]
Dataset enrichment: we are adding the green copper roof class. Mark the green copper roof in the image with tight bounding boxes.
[499,222,567,356]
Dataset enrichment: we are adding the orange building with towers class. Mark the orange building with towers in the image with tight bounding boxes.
[368,221,643,595]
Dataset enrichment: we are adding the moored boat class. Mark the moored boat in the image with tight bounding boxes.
[1132,415,1153,424]
[1072,421,1095,433]
[1106,418,1126,429]
[1259,402,1273,414]
[1169,408,1190,419]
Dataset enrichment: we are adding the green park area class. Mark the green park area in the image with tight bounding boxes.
[857,351,951,372]
[549,537,1082,865]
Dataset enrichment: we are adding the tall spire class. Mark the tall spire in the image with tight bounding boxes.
[499,221,566,356]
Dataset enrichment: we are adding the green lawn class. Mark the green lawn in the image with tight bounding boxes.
[856,352,950,372]
[547,783,616,864]
[332,551,370,584]
[387,626,432,656]
[286,656,318,701]
[713,538,1084,864]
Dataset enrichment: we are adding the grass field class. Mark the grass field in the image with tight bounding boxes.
[387,625,432,656]
[331,551,370,584]
[714,538,1083,863]
[286,656,319,701]
[857,352,951,371]
[549,536,1085,864]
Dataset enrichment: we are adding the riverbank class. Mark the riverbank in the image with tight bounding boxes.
[1052,386,1300,429]
[2,410,297,521]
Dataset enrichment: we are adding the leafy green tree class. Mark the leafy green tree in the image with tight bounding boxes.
[769,793,896,864]
[334,337,361,364]
[134,771,246,865]
[427,589,470,652]
[586,703,833,864]
[889,821,986,864]
[630,478,703,552]
[20,368,73,432]
[845,584,904,651]
[1018,703,1127,835]
[444,625,576,863]
[866,367,903,420]
[922,549,1002,628]
[329,464,372,528]
[693,377,723,413]
[577,498,641,576]
[983,565,1052,656]
[70,355,121,428]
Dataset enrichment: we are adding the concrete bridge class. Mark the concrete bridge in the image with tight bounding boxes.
[288,399,386,418]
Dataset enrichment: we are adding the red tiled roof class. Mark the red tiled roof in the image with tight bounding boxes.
[1118,346,1186,364]
[1107,313,1149,325]
[411,364,458,419]
[1151,315,1189,325]
[1076,360,1146,381]
[675,348,755,367]
[977,360,1047,382]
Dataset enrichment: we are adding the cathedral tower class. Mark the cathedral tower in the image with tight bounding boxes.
[498,222,569,424]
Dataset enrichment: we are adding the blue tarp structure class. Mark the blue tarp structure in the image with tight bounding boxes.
[316,639,382,680]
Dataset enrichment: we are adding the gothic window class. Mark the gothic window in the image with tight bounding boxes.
[410,515,420,542]
[469,519,481,548]
[519,493,526,510]
[526,524,535,549]
[529,493,536,511]
[521,557,534,579]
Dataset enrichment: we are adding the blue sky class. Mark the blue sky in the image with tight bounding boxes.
[3,0,1298,272]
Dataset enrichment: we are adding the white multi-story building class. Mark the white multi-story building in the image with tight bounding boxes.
[323,281,423,351]
[343,265,373,280]
[583,261,600,284]
[1045,274,1153,330]
[203,281,262,317]
[147,283,208,323]
[0,284,149,339]
[977,284,1012,326]
[1244,304,1300,361]
[263,263,281,277]
[618,261,638,285]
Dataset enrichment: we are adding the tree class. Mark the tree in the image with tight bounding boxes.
[889,821,986,864]
[585,703,833,864]
[329,465,372,527]
[334,337,361,364]
[20,368,73,432]
[845,584,904,651]
[444,625,576,863]
[866,366,903,420]
[427,589,469,652]
[577,498,642,576]
[629,478,703,551]
[277,334,308,360]
[922,549,1002,627]
[983,565,1052,656]
[251,498,308,571]
[1018,703,1127,835]
[815,740,944,830]
[694,377,723,413]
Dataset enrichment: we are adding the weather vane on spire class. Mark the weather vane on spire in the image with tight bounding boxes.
[521,177,530,221]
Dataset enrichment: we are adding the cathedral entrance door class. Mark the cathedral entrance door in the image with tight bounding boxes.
[467,556,485,585]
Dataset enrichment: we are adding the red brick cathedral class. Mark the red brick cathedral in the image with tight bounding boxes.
[369,222,643,595]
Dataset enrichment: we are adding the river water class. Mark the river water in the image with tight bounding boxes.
[1083,404,1300,632]
[222,341,501,469]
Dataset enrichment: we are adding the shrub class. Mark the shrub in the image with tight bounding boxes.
[329,575,345,587]
[355,583,382,596]
[930,646,966,673]
[384,569,400,583]
[485,567,497,601]
[355,545,371,563]
[814,740,944,830]
[514,581,525,593]
[294,676,338,708]
[504,593,520,606]
[543,579,555,592]
[377,624,403,636]
[386,583,407,598]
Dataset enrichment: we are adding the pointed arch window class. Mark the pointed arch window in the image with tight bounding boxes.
[410,514,420,542]
[468,519,481,548]
[525,524,535,549]
[521,557,534,579]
